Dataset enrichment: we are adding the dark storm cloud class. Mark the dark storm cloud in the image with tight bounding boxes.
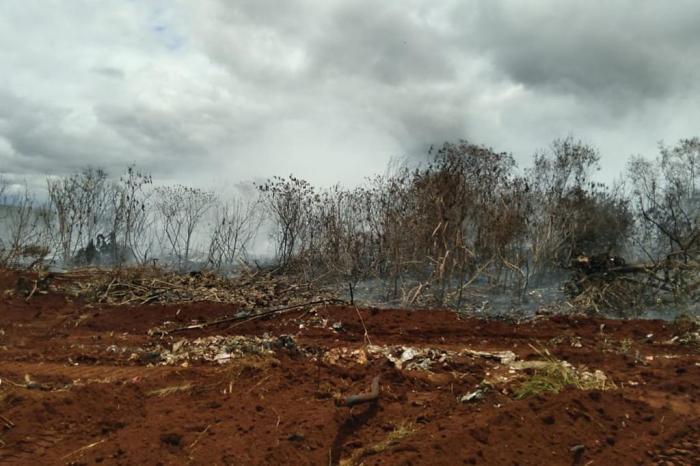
[459,1,700,107]
[0,91,89,174]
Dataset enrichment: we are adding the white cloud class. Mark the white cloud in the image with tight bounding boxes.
[1,0,699,190]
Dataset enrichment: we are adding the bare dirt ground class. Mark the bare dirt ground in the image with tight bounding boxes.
[0,270,698,465]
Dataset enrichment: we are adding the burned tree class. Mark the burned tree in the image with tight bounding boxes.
[154,185,216,271]
[525,137,632,278]
[628,138,700,262]
[257,176,317,270]
[0,180,47,267]
[46,167,111,265]
[206,198,260,272]
[108,166,153,265]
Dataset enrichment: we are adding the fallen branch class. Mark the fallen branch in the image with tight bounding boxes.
[169,299,346,333]
[188,424,211,450]
[24,280,38,302]
[61,439,108,460]
[343,375,380,407]
[355,307,372,346]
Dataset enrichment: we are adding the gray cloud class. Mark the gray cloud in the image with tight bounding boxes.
[460,1,700,106]
[1,0,699,191]
[309,2,458,85]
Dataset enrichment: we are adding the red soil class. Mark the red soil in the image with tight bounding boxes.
[0,269,697,465]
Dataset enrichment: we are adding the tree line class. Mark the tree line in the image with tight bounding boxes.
[1,136,698,305]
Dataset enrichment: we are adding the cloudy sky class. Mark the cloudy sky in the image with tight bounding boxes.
[1,0,699,191]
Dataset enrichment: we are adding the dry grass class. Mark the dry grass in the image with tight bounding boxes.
[667,313,700,348]
[340,421,416,466]
[671,313,699,334]
[515,347,615,399]
[147,384,193,397]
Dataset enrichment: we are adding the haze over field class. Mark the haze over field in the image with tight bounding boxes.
[1,0,700,191]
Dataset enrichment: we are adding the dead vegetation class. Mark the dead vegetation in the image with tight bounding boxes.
[567,253,700,315]
[2,137,700,317]
[339,421,416,466]
[670,313,700,347]
[50,266,337,308]
[147,384,194,398]
[515,347,616,399]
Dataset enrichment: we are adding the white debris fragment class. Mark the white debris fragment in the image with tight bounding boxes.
[462,349,517,365]
[150,335,296,365]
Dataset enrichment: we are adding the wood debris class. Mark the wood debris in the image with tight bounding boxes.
[53,267,338,309]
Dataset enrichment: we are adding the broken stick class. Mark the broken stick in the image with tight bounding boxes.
[0,414,14,429]
[343,375,380,407]
[170,298,345,333]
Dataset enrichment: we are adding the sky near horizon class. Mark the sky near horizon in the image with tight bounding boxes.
[1,0,699,192]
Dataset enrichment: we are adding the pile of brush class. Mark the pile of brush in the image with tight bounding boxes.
[54,267,336,308]
[567,253,700,315]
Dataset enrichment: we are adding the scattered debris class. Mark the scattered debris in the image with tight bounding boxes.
[167,299,344,334]
[669,313,700,347]
[515,351,615,399]
[53,267,339,308]
[151,334,298,365]
[24,374,50,391]
[331,322,345,332]
[463,349,517,365]
[322,344,518,382]
[567,254,700,315]
[323,347,369,366]
[373,346,449,370]
[461,382,491,403]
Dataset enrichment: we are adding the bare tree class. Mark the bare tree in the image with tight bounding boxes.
[628,138,700,261]
[257,176,317,269]
[46,167,111,265]
[525,137,606,275]
[206,198,260,272]
[108,166,154,265]
[0,180,47,267]
[154,185,216,270]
